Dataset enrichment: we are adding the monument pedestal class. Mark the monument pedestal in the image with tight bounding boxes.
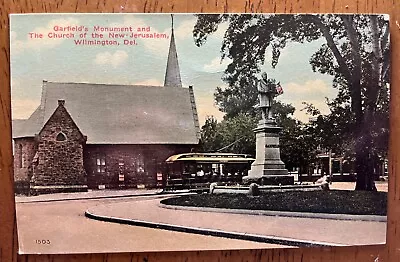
[242,119,293,185]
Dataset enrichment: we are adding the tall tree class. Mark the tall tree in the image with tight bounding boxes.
[200,99,318,173]
[200,114,257,155]
[200,116,224,152]
[193,14,390,191]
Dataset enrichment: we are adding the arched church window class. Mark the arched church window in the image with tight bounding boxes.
[56,132,67,141]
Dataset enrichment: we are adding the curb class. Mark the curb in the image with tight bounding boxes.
[84,210,345,248]
[15,190,192,204]
[158,203,387,222]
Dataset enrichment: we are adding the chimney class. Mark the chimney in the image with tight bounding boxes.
[40,80,48,110]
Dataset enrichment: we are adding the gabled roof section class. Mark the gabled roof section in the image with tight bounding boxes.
[12,119,28,138]
[37,100,86,141]
[12,106,45,138]
[14,81,200,145]
[164,15,182,87]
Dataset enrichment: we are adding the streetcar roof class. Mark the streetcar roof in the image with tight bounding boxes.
[165,153,255,163]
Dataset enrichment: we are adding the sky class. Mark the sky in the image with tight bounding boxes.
[10,13,337,125]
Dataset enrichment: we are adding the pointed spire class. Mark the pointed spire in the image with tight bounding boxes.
[164,14,182,87]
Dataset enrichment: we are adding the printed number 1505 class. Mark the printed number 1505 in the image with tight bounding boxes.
[35,239,51,244]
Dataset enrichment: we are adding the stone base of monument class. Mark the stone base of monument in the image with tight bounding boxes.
[242,118,294,185]
[242,162,294,185]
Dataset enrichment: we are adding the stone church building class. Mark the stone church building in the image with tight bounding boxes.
[12,25,200,194]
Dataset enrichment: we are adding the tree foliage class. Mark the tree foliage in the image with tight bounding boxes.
[194,14,390,190]
[200,114,257,155]
[200,99,318,172]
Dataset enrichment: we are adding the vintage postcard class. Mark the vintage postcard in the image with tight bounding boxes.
[10,13,389,254]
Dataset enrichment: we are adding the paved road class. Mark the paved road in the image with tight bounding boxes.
[88,197,387,247]
[16,182,388,254]
[16,195,287,254]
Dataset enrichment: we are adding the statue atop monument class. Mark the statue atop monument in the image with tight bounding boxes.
[257,73,283,122]
[242,72,292,185]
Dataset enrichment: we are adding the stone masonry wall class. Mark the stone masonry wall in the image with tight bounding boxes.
[31,102,87,191]
[13,138,36,182]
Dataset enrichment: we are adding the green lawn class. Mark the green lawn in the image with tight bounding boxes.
[161,190,387,216]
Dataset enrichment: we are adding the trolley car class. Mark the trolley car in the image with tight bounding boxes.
[164,152,255,189]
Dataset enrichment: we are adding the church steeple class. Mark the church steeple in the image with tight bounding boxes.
[164,14,182,87]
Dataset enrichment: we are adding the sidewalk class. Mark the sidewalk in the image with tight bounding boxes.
[330,181,388,192]
[15,188,163,203]
[86,196,387,247]
[15,181,388,203]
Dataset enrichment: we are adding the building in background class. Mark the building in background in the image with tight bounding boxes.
[12,23,200,194]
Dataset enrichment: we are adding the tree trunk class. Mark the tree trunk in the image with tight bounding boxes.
[354,151,376,191]
[354,119,377,191]
[342,16,377,191]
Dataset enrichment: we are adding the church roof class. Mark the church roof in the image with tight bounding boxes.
[13,81,200,145]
